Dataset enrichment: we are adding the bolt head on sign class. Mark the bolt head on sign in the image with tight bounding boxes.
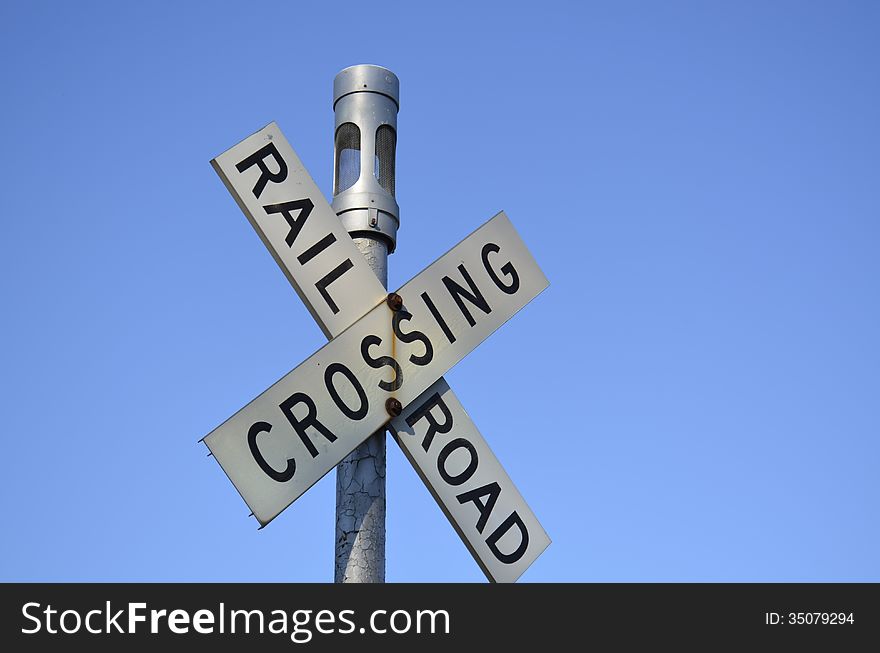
[204,121,551,582]
[385,397,403,417]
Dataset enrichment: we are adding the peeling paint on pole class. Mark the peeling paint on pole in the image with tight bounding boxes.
[335,236,388,583]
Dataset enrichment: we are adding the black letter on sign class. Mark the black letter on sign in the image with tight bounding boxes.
[235,142,288,198]
[324,362,368,420]
[437,438,479,486]
[315,259,354,315]
[247,421,295,482]
[457,482,501,534]
[263,199,314,248]
[486,511,530,564]
[481,242,520,295]
[361,334,402,392]
[279,392,337,459]
[297,233,336,265]
[421,291,456,344]
[392,310,433,366]
[442,264,491,327]
[405,392,453,452]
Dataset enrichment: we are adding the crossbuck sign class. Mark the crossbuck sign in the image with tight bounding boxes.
[204,123,550,582]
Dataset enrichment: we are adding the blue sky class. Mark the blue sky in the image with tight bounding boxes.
[1,1,878,582]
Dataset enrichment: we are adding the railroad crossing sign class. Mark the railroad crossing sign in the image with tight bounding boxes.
[203,122,551,583]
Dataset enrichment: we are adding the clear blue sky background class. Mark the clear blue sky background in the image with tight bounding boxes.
[1,1,878,582]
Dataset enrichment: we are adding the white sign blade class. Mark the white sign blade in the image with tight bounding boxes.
[203,211,548,526]
[390,378,551,583]
[211,122,386,339]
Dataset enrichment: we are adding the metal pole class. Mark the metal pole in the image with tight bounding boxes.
[331,65,400,583]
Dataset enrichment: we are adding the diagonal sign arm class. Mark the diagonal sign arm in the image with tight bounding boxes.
[211,122,387,339]
[208,123,550,581]
[389,379,550,583]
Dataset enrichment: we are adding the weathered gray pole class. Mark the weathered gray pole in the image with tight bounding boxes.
[331,65,400,583]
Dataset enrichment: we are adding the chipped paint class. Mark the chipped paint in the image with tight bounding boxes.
[335,236,388,583]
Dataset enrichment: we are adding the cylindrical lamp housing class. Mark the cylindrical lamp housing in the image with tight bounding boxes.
[332,65,400,252]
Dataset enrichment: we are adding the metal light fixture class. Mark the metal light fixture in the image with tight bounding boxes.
[332,65,400,252]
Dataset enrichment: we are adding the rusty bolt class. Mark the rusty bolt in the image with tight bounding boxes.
[385,397,402,417]
[386,292,403,312]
